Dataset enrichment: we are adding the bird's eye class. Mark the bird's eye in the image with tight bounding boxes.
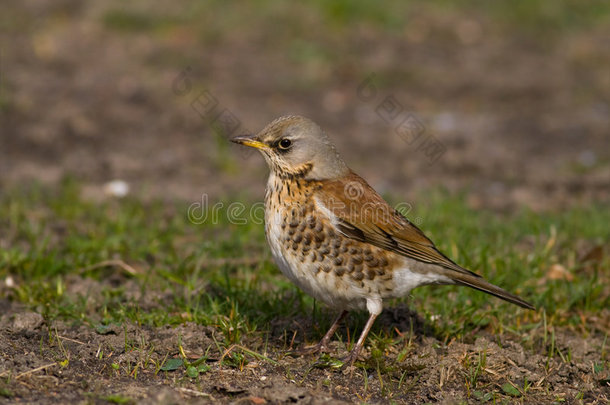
[278,138,292,149]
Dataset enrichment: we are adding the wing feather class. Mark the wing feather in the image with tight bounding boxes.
[318,171,480,277]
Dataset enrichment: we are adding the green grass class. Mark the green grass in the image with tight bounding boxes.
[403,191,610,340]
[1,181,608,359]
[101,0,610,34]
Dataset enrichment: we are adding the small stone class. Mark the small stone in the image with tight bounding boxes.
[11,312,44,333]
[103,180,129,198]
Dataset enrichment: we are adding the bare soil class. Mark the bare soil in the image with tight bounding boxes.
[1,1,609,210]
[1,288,608,404]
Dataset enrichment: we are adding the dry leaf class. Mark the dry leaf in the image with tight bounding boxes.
[546,263,574,281]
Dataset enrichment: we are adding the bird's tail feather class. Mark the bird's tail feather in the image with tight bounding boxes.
[449,272,535,310]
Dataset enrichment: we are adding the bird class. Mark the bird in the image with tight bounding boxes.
[231,115,534,368]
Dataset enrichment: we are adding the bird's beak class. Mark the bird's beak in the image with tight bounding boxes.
[231,134,269,150]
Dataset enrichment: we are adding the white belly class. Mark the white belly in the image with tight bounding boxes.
[390,262,452,298]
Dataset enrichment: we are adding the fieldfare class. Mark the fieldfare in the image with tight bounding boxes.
[232,115,534,367]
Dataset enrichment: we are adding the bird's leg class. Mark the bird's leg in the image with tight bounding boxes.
[317,310,349,350]
[342,311,379,369]
[290,310,349,355]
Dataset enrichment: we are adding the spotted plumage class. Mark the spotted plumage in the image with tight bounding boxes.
[232,115,534,368]
[264,173,398,312]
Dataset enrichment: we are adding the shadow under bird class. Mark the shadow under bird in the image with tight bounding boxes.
[231,115,534,368]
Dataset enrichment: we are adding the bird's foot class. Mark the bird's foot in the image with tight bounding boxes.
[340,351,360,370]
[339,346,367,378]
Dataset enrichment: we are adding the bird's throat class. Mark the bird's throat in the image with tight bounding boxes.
[273,162,314,180]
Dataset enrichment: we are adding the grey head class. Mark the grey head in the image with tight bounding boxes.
[231,115,349,180]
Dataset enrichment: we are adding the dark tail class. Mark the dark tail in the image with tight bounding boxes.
[449,272,535,310]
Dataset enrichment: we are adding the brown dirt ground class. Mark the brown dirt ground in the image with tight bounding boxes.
[1,287,608,404]
[1,1,609,210]
[1,0,609,403]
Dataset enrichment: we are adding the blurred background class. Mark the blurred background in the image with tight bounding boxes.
[1,0,609,210]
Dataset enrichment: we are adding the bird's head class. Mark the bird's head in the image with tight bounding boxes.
[231,115,348,180]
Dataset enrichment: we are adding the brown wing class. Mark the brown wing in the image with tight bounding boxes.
[317,171,535,310]
[317,171,480,277]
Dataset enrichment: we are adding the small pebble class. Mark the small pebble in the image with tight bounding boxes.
[103,180,130,198]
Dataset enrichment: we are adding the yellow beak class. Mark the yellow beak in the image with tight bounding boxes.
[231,135,269,150]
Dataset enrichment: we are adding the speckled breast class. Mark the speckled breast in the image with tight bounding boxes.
[264,173,397,311]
